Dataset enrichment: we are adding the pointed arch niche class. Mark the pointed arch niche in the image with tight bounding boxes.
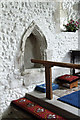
[20,21,47,73]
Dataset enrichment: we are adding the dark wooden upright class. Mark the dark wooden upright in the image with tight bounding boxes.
[70,50,80,75]
[31,59,80,100]
[45,66,53,99]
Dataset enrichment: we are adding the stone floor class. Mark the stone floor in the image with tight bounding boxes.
[1,81,80,119]
[53,85,80,97]
[25,84,80,119]
[53,80,80,98]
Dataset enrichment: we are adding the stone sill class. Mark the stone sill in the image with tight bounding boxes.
[60,31,78,36]
[21,68,45,76]
[61,31,78,34]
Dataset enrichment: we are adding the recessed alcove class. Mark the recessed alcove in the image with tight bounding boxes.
[19,21,48,72]
[19,21,50,85]
[24,28,47,69]
[24,33,41,69]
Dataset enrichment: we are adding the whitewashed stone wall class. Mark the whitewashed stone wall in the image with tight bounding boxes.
[60,0,80,29]
[0,0,79,118]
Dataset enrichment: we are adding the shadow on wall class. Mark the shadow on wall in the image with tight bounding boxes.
[24,33,41,69]
[62,52,70,63]
[1,106,12,119]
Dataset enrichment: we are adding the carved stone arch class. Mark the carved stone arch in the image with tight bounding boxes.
[19,21,47,72]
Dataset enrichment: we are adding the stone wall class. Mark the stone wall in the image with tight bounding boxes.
[0,0,79,118]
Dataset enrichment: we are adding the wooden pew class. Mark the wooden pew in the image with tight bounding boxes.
[31,59,80,100]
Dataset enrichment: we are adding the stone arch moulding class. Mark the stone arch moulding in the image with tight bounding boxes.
[19,20,48,73]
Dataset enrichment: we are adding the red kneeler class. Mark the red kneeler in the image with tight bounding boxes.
[57,74,79,89]
[11,97,66,120]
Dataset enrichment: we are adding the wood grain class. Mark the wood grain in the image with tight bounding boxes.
[45,66,53,99]
[31,59,80,69]
[31,59,80,99]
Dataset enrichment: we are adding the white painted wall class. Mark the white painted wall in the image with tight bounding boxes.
[0,0,79,118]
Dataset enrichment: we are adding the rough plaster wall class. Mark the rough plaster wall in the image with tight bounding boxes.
[79,30,80,48]
[78,2,80,49]
[0,0,79,118]
[52,32,78,80]
[0,1,56,117]
[60,0,80,29]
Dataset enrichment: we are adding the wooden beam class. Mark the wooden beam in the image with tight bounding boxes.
[31,59,80,69]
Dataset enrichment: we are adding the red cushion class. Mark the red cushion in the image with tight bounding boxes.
[57,74,79,83]
[11,97,66,120]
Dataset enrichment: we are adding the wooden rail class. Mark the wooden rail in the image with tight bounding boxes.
[31,59,80,69]
[31,59,80,100]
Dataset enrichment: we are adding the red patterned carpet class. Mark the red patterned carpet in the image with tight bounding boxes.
[11,97,66,120]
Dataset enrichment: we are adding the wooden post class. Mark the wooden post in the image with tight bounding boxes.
[31,59,80,100]
[45,66,53,100]
[70,50,75,75]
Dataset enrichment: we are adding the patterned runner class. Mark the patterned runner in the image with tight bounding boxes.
[11,97,66,120]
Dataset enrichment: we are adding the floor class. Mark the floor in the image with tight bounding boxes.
[53,84,80,98]
[1,81,80,119]
[25,81,80,119]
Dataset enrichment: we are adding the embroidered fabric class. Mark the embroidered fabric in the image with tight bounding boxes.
[11,97,66,120]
